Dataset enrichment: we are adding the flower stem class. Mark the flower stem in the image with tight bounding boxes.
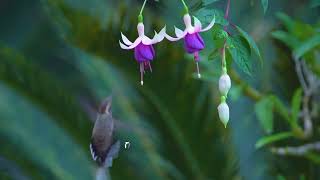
[223,0,231,31]
[180,0,189,14]
[221,43,227,74]
[138,0,148,22]
[224,0,231,19]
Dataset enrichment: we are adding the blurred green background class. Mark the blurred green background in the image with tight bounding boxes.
[0,0,319,179]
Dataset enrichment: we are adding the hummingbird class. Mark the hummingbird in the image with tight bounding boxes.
[90,96,120,168]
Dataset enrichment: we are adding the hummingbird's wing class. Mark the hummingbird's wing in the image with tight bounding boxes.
[90,139,109,166]
[105,140,121,168]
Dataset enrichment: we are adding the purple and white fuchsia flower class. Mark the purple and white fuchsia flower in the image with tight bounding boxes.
[119,22,165,85]
[163,13,215,78]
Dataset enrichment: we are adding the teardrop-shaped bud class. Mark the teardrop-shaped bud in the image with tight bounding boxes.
[219,73,231,96]
[217,102,229,128]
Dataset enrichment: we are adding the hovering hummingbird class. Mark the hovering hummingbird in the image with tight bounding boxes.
[90,96,120,168]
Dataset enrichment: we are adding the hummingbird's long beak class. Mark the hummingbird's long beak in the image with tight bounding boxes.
[98,96,112,114]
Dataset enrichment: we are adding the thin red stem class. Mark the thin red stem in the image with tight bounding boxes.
[224,0,231,19]
[224,0,231,31]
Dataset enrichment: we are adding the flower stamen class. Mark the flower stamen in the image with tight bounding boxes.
[148,62,153,72]
[194,52,201,78]
[140,63,144,86]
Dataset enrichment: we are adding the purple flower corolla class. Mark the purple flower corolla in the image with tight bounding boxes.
[163,14,215,78]
[120,22,165,85]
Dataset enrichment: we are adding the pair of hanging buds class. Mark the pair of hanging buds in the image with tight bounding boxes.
[119,13,215,85]
[217,66,231,128]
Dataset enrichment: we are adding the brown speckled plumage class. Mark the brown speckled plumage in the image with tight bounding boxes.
[90,96,120,167]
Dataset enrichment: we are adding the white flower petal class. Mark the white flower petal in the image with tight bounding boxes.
[142,35,153,45]
[119,37,141,49]
[200,16,216,32]
[186,26,195,34]
[175,26,185,38]
[183,14,192,29]
[119,41,128,49]
[165,33,182,42]
[121,32,133,45]
[193,16,202,32]
[149,31,162,44]
[156,26,167,42]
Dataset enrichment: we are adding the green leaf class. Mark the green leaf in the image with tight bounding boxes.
[291,88,302,122]
[227,35,252,75]
[271,31,300,49]
[305,152,320,164]
[261,0,268,13]
[0,83,93,179]
[212,25,228,40]
[255,96,274,134]
[255,132,293,149]
[271,96,303,136]
[195,8,228,26]
[208,48,220,61]
[276,12,315,39]
[277,175,286,180]
[310,0,320,7]
[293,34,320,59]
[271,96,291,123]
[235,25,262,64]
[203,0,220,6]
[276,13,295,32]
[300,174,306,180]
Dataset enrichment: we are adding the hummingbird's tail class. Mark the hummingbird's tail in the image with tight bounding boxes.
[95,166,109,180]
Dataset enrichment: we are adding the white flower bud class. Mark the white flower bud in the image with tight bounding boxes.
[219,73,231,96]
[217,102,229,128]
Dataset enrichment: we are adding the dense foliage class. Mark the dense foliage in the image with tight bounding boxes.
[0,0,319,179]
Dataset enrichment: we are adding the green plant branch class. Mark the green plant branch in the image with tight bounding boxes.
[292,55,320,138]
[271,141,320,156]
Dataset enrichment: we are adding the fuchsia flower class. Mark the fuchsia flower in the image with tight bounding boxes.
[120,22,165,85]
[163,13,215,78]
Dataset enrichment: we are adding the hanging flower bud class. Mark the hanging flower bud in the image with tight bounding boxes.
[219,73,231,96]
[217,96,229,128]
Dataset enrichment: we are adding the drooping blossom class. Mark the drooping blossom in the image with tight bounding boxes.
[162,13,215,78]
[119,22,165,85]
[219,73,231,96]
[217,98,229,128]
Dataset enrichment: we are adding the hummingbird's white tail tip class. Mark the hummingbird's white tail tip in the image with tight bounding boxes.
[96,166,107,180]
[140,81,144,86]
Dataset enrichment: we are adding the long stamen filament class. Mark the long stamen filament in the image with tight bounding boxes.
[140,63,144,86]
[148,62,153,73]
[196,62,201,78]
